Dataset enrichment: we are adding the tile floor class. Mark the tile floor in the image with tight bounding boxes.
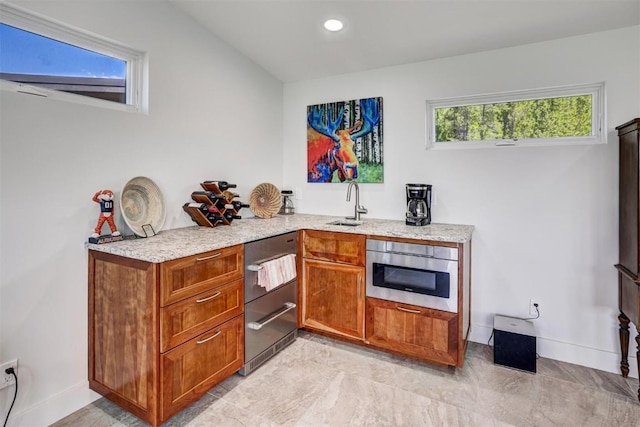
[52,332,640,426]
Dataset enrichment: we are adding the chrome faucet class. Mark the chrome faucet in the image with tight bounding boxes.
[346,181,368,221]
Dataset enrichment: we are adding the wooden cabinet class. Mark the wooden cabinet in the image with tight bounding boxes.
[366,297,458,366]
[160,315,243,420]
[303,259,364,339]
[160,278,243,352]
[88,245,244,426]
[89,253,158,421]
[615,118,640,401]
[363,238,471,368]
[299,230,471,367]
[160,246,243,306]
[301,231,365,340]
[302,229,365,265]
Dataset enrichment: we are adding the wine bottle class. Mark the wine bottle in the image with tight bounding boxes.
[228,200,249,211]
[206,212,228,225]
[222,191,240,202]
[203,181,237,191]
[191,191,226,204]
[183,202,209,213]
[224,211,242,222]
[209,199,231,211]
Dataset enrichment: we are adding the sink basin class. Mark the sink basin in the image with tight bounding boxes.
[327,220,363,227]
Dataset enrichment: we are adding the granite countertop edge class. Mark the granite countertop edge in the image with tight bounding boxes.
[86,214,474,263]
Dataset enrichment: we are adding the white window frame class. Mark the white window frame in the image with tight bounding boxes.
[0,3,148,113]
[425,82,606,150]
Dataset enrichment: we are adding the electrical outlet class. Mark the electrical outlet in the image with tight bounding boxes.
[0,359,18,390]
[529,299,541,316]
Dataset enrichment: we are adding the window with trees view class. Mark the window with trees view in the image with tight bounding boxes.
[426,83,605,148]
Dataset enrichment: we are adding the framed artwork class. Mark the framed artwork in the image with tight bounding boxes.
[307,97,383,183]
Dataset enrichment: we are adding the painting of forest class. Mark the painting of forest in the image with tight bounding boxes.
[435,94,592,142]
[307,97,383,183]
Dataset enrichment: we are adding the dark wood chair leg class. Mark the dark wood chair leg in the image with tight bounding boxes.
[619,312,630,377]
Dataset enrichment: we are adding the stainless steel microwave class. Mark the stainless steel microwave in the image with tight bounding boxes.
[365,239,458,313]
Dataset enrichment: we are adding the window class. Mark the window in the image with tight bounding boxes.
[0,3,147,113]
[426,82,605,149]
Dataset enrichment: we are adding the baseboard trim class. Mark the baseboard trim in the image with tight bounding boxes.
[5,381,100,426]
[469,322,639,379]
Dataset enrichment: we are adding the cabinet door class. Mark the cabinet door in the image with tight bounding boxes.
[160,314,244,422]
[160,244,243,306]
[619,121,640,275]
[302,259,364,340]
[160,279,243,352]
[366,297,459,367]
[302,230,365,266]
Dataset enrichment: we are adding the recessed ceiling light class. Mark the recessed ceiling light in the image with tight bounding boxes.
[324,19,344,32]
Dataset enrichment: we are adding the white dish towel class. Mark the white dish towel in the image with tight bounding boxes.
[257,254,297,292]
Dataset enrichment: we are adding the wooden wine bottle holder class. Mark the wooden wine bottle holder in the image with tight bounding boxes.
[182,206,214,227]
[182,181,242,228]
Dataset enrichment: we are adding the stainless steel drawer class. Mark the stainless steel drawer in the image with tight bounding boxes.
[244,280,297,363]
[244,231,297,303]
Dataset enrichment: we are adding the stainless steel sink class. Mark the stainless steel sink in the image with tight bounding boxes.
[327,220,363,227]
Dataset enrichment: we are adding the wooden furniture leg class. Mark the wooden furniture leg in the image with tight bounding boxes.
[619,312,630,377]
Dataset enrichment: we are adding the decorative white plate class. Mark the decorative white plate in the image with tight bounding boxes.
[120,176,166,237]
[249,183,281,218]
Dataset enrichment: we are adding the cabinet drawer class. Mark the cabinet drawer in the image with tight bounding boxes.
[365,297,459,366]
[160,245,243,306]
[160,314,243,422]
[160,279,243,352]
[302,230,365,266]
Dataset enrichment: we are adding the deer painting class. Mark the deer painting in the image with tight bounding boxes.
[307,97,382,183]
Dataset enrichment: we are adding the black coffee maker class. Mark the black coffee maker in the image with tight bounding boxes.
[406,184,432,226]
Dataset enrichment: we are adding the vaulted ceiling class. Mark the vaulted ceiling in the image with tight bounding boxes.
[170,0,640,83]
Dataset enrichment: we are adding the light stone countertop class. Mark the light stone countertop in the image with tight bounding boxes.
[86,214,474,263]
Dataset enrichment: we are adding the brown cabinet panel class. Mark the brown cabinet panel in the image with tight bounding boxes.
[88,251,159,424]
[302,230,365,266]
[89,246,245,426]
[160,279,243,352]
[160,314,244,422]
[160,245,243,306]
[616,119,640,400]
[302,259,364,339]
[366,297,458,366]
[619,120,640,276]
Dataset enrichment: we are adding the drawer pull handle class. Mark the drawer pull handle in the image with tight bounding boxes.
[196,291,221,303]
[248,302,296,331]
[197,330,221,344]
[196,253,222,262]
[397,306,421,314]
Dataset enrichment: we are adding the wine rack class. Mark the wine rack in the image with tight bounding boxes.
[183,181,247,227]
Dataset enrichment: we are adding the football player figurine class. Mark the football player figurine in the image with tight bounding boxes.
[91,189,121,238]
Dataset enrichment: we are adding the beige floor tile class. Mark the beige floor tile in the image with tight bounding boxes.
[51,333,640,427]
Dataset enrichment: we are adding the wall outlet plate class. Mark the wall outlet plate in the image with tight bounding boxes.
[0,359,18,389]
[529,299,541,316]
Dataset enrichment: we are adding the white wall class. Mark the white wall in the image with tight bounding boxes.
[1,1,638,423]
[284,27,640,376]
[0,1,283,425]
